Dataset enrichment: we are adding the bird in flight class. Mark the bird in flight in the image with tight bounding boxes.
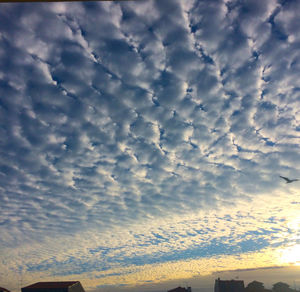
[279,176,299,183]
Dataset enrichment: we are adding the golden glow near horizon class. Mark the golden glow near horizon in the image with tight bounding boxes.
[2,191,298,292]
[278,216,300,266]
[13,246,299,291]
[280,244,300,266]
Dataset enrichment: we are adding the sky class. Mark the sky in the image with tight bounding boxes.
[0,0,300,291]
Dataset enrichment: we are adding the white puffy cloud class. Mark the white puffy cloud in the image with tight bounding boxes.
[0,0,299,291]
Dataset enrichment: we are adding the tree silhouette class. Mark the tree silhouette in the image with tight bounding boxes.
[272,282,292,292]
[246,281,265,292]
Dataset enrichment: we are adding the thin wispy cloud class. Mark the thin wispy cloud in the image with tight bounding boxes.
[0,0,299,291]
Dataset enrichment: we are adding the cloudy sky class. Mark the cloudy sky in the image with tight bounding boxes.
[0,0,300,291]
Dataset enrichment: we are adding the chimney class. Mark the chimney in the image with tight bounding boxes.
[215,278,220,292]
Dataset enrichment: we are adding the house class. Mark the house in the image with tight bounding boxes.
[215,278,245,292]
[21,282,85,292]
[168,287,192,292]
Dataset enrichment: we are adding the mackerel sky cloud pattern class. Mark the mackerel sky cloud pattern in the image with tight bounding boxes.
[0,0,300,291]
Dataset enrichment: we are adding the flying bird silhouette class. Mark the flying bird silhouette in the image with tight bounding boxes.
[279,176,299,183]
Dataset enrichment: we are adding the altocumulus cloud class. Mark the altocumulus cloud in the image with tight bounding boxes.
[0,0,299,291]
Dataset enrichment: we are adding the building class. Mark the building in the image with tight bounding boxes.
[215,278,245,292]
[21,282,85,292]
[168,287,192,292]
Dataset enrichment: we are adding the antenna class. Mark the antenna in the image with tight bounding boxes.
[19,249,23,291]
[18,253,21,292]
[19,265,23,291]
